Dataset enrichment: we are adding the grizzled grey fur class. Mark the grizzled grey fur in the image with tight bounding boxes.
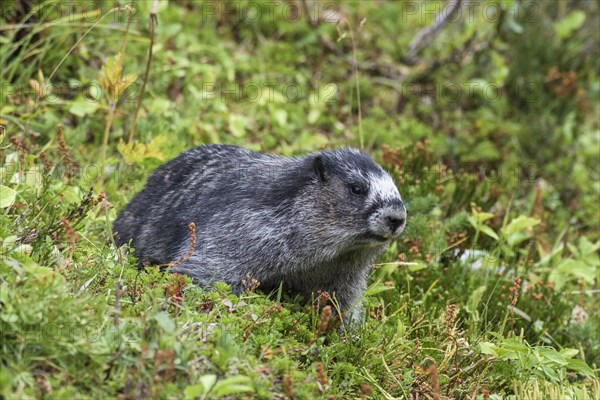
[113,144,406,322]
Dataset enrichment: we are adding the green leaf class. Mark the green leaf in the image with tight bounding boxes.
[184,375,218,398]
[505,15,523,34]
[537,347,567,366]
[117,136,168,164]
[467,216,477,229]
[68,96,99,117]
[537,242,564,266]
[502,216,540,237]
[559,348,579,359]
[548,269,568,292]
[566,242,580,257]
[211,375,254,397]
[479,225,499,241]
[0,185,16,208]
[396,319,405,338]
[199,374,218,392]
[566,359,595,377]
[467,285,487,314]
[365,284,395,296]
[501,339,530,356]
[307,108,321,124]
[471,210,495,224]
[408,262,427,272]
[228,114,248,137]
[578,237,600,259]
[21,166,43,194]
[539,364,560,382]
[556,259,596,284]
[153,312,175,334]
[554,11,586,39]
[23,263,55,279]
[507,231,531,247]
[479,342,498,357]
[273,109,288,127]
[184,384,207,399]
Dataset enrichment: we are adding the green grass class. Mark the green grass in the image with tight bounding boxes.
[1,1,599,398]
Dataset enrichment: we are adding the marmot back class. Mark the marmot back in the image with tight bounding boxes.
[113,144,406,322]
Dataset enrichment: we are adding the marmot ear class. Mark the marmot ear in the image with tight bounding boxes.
[313,155,327,182]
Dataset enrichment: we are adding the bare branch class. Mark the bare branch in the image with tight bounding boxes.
[406,0,465,62]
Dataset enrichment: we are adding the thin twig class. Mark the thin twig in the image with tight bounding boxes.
[351,20,364,149]
[114,280,122,329]
[159,222,197,269]
[100,106,116,182]
[406,0,465,62]
[128,0,159,145]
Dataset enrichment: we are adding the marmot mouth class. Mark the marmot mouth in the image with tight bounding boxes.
[365,233,389,243]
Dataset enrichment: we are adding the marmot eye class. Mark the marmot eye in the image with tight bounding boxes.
[350,184,365,195]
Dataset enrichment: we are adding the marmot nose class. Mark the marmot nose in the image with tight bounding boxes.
[385,215,405,233]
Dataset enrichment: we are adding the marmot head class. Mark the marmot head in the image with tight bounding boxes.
[301,149,406,249]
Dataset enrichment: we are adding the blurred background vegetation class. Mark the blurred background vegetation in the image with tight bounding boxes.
[1,1,599,399]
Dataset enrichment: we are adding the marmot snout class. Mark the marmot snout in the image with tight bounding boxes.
[113,144,407,323]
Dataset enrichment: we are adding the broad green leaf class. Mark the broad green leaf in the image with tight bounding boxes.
[559,348,579,359]
[24,167,43,193]
[184,384,207,398]
[556,259,596,283]
[471,210,495,224]
[507,231,530,247]
[13,244,33,257]
[539,364,560,382]
[578,237,600,258]
[184,375,217,399]
[554,11,586,39]
[496,348,519,360]
[502,216,540,237]
[23,263,54,278]
[501,339,530,355]
[68,96,99,117]
[479,225,499,241]
[479,342,498,357]
[566,359,595,377]
[2,236,17,255]
[467,216,476,228]
[566,242,579,257]
[211,375,254,397]
[548,269,568,292]
[537,347,567,366]
[199,374,218,392]
[0,185,16,208]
